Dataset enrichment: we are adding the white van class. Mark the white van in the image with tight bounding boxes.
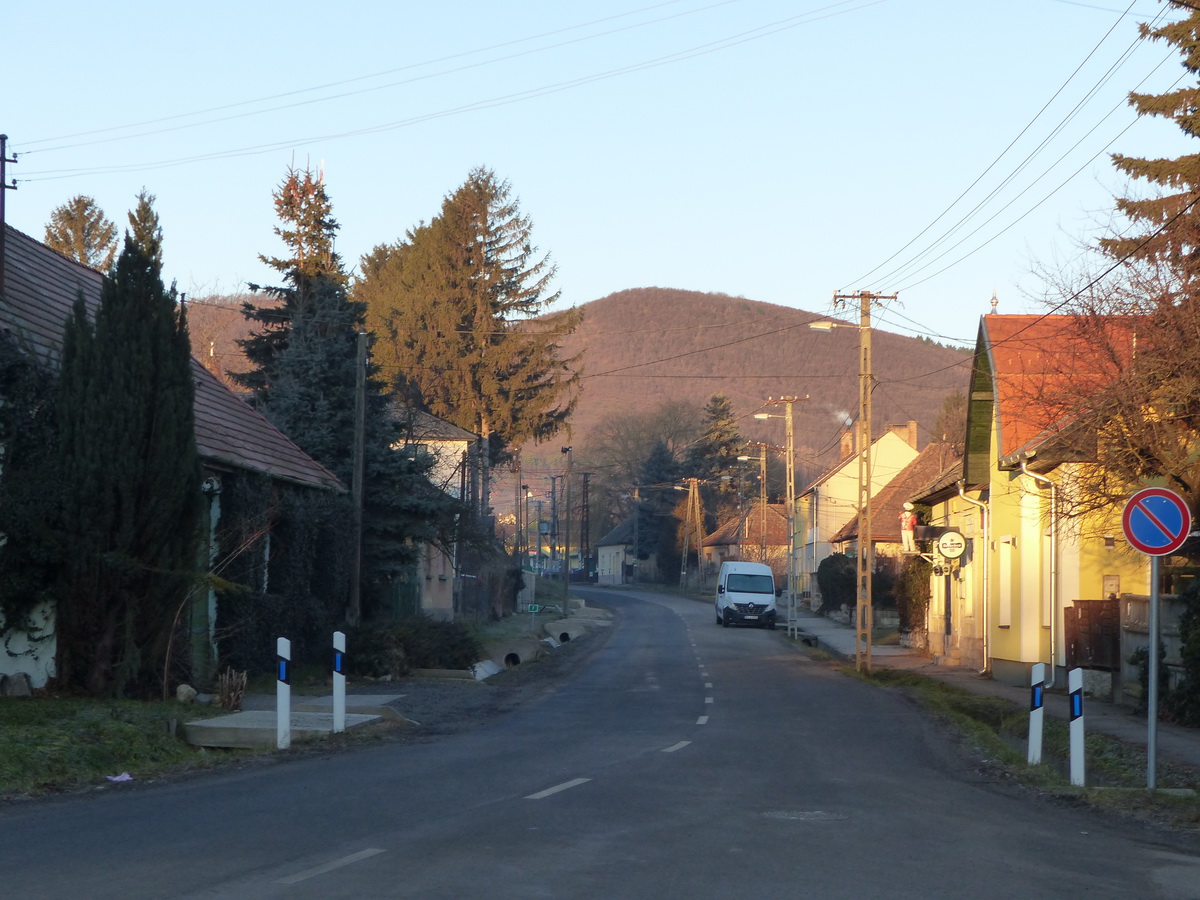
[715,561,779,629]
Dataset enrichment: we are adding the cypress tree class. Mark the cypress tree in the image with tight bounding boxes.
[53,234,203,697]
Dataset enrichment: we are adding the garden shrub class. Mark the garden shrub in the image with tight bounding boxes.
[347,618,483,678]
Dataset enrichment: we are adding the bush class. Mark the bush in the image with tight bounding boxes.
[1167,580,1200,726]
[895,556,932,636]
[816,553,855,614]
[347,618,484,678]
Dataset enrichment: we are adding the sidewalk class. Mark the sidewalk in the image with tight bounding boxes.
[790,609,1200,773]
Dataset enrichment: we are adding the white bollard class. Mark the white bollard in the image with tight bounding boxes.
[1027,662,1045,765]
[1068,667,1085,786]
[333,631,346,734]
[276,637,291,750]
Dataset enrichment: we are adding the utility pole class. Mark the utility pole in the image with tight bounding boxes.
[0,135,17,302]
[758,396,808,636]
[831,290,895,673]
[348,331,368,625]
[580,472,592,579]
[548,475,558,574]
[561,446,573,616]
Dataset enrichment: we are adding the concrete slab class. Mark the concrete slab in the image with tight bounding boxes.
[181,710,383,749]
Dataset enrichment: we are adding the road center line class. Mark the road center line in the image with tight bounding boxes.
[276,848,386,885]
[663,741,691,753]
[696,715,709,725]
[705,682,712,688]
[705,696,714,704]
[525,777,591,800]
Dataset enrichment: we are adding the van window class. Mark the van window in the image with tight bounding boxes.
[725,573,774,594]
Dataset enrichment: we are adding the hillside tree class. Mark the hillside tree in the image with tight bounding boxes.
[44,195,118,271]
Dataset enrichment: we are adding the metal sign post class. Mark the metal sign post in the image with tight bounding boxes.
[1121,487,1191,790]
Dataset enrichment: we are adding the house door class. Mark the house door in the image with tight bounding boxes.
[944,571,953,636]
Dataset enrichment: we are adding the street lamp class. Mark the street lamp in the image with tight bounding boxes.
[736,451,768,562]
[755,395,809,638]
[811,292,895,673]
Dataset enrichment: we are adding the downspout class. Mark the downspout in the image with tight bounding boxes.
[958,482,990,674]
[1021,462,1058,689]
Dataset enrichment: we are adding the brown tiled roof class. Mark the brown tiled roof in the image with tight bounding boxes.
[1,225,342,491]
[703,502,789,548]
[390,405,477,443]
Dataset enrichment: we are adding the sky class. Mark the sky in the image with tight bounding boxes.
[4,0,1194,347]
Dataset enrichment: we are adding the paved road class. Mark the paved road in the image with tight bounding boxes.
[2,588,1198,899]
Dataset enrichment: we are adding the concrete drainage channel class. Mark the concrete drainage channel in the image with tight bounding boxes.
[487,600,612,670]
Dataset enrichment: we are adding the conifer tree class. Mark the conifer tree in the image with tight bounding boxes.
[52,234,203,697]
[238,167,460,608]
[44,195,118,271]
[1101,4,1200,281]
[685,394,743,485]
[356,166,582,465]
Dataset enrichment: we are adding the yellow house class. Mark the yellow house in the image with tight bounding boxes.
[918,314,1149,690]
[797,421,919,609]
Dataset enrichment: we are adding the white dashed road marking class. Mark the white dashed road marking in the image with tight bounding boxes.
[663,741,692,753]
[696,716,709,725]
[526,778,592,800]
[277,849,387,885]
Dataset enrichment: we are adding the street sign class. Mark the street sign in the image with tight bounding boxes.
[937,530,966,559]
[528,604,541,613]
[1122,487,1192,556]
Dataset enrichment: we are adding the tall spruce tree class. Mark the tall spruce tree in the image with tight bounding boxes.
[355,166,582,466]
[44,195,118,271]
[238,167,459,611]
[1037,2,1200,520]
[52,232,203,697]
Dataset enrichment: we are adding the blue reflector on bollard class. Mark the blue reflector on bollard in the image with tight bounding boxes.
[277,658,289,684]
[1070,690,1083,720]
[333,650,344,675]
[1030,685,1043,711]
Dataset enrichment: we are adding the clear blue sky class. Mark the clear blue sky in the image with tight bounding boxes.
[4,0,1190,346]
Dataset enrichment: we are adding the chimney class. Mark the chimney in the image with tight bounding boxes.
[887,420,920,450]
[840,428,855,460]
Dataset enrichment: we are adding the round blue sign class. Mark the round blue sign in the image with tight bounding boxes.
[1122,488,1192,556]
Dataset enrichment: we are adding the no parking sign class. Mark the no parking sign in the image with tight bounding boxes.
[1122,487,1191,556]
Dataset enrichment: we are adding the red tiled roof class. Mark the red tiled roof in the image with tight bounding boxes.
[980,314,1133,463]
[1,225,342,491]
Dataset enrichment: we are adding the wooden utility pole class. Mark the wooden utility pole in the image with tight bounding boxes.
[561,446,573,616]
[348,331,368,625]
[0,135,16,302]
[831,291,896,673]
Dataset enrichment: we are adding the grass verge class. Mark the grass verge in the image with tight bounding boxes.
[0,697,237,799]
[867,668,1200,831]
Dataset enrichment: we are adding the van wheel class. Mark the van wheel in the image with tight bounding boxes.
[716,610,722,625]
[722,611,731,628]
[767,621,776,631]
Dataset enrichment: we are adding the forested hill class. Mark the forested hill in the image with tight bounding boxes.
[553,287,973,470]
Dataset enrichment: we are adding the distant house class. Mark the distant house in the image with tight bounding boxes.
[596,516,666,585]
[701,501,790,582]
[389,406,476,620]
[0,225,343,689]
[796,421,920,609]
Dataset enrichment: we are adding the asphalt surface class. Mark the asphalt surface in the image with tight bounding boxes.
[1,587,1198,899]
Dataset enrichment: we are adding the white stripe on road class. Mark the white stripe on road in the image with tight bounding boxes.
[663,741,691,753]
[697,715,709,725]
[705,696,713,704]
[276,849,386,885]
[525,777,592,800]
[705,682,712,688]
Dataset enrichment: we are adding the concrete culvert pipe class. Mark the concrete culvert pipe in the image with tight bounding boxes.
[504,652,521,668]
[558,632,571,643]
